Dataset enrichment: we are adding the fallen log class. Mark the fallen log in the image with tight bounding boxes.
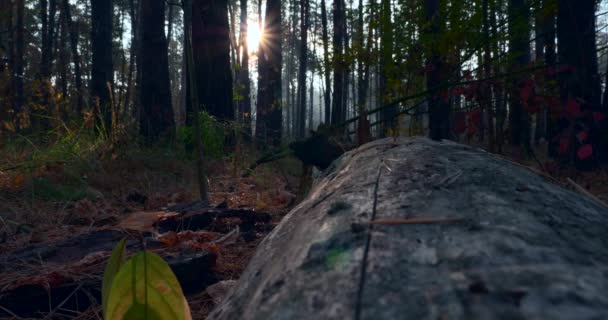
[210,137,608,320]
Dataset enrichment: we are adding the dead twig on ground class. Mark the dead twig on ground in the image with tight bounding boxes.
[566,178,608,209]
[368,217,465,225]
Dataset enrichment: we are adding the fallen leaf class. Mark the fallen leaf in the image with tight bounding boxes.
[117,211,178,233]
[577,144,593,160]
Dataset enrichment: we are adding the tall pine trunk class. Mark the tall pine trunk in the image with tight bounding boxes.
[330,0,345,125]
[491,0,505,152]
[123,0,138,120]
[14,0,24,116]
[320,0,331,124]
[379,0,396,136]
[183,0,210,202]
[239,0,251,136]
[543,0,557,156]
[356,0,371,112]
[58,6,68,97]
[425,0,450,140]
[508,0,530,151]
[557,0,603,164]
[62,0,83,114]
[256,0,282,146]
[483,0,495,151]
[189,0,234,122]
[90,0,113,128]
[0,0,12,126]
[138,0,174,140]
[40,0,49,78]
[296,0,310,138]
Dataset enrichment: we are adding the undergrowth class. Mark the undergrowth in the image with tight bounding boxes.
[0,112,300,233]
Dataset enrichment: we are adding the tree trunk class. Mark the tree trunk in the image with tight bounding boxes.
[47,0,56,73]
[184,0,210,202]
[90,0,113,128]
[357,0,374,144]
[543,0,557,156]
[557,0,603,164]
[40,0,49,78]
[36,0,56,129]
[239,0,252,136]
[425,0,450,140]
[379,0,396,136]
[330,0,345,125]
[14,0,24,116]
[284,0,297,138]
[356,0,371,112]
[123,0,137,121]
[0,0,12,126]
[533,1,545,146]
[7,0,15,107]
[491,0,505,152]
[483,0,495,151]
[62,0,83,114]
[508,0,530,151]
[58,5,68,97]
[188,0,234,122]
[167,2,174,47]
[320,0,331,125]
[342,1,351,125]
[137,0,174,140]
[116,7,126,116]
[296,0,310,138]
[228,1,239,78]
[256,0,282,146]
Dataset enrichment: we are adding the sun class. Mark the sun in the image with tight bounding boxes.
[247,23,263,54]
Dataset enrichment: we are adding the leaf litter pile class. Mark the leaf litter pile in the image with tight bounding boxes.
[0,157,299,319]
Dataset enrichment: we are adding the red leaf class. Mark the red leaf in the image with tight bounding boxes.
[558,136,570,155]
[576,131,588,143]
[468,109,482,125]
[557,64,576,73]
[547,97,562,120]
[565,99,582,118]
[594,112,605,122]
[466,124,478,137]
[453,86,466,96]
[577,144,593,160]
[453,112,466,134]
[440,90,450,103]
[519,80,533,104]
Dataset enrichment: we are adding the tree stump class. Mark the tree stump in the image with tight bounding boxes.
[210,137,608,320]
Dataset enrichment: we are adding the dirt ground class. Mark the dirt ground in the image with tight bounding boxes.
[0,150,301,319]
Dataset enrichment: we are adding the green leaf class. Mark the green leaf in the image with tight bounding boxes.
[105,251,192,320]
[102,239,126,316]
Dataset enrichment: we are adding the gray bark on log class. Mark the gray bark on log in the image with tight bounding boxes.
[210,137,608,320]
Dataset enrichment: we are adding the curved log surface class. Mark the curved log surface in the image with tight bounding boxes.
[209,137,608,320]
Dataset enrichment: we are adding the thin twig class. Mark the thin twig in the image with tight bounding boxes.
[566,178,608,209]
[0,304,21,319]
[43,283,84,320]
[369,217,465,225]
[436,170,463,188]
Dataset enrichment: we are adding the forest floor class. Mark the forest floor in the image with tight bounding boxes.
[0,136,607,319]
[0,137,301,319]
